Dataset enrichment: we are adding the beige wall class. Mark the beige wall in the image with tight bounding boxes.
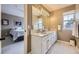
[50,5,76,42]
[50,5,75,30]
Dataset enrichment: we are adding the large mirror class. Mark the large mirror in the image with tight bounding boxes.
[32,5,50,32]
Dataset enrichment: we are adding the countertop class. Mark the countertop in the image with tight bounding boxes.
[31,30,56,37]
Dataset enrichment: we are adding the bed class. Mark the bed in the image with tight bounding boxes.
[10,27,24,42]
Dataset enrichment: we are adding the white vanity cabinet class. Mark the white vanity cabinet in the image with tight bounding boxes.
[47,32,57,50]
[41,36,48,54]
[31,31,57,54]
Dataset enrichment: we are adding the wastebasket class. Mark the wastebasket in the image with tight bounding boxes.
[70,36,76,46]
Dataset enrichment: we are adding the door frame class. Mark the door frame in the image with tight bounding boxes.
[0,4,1,54]
[24,4,32,54]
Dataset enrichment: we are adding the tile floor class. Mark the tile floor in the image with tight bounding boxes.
[2,40,79,54]
[47,40,79,54]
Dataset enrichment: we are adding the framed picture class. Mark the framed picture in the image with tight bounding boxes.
[2,19,9,25]
[15,21,22,26]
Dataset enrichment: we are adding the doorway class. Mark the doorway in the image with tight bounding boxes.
[1,4,25,54]
[0,4,32,54]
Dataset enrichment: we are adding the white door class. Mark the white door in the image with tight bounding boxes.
[0,4,1,54]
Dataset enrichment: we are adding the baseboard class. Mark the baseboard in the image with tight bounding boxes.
[57,40,70,45]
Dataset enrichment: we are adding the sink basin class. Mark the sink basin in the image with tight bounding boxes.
[31,30,53,37]
[40,32,47,34]
[35,30,47,34]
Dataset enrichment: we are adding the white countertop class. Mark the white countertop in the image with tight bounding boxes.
[31,30,56,37]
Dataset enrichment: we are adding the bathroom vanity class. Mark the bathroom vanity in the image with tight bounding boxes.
[31,31,57,54]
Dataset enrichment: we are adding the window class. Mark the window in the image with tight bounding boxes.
[34,18,43,30]
[63,11,75,30]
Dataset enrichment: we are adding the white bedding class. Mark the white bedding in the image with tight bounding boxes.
[10,27,24,41]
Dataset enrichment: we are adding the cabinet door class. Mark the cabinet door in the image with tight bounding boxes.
[51,32,57,44]
[48,32,57,49]
[42,36,48,54]
[31,36,42,54]
[50,34,54,45]
[47,34,52,49]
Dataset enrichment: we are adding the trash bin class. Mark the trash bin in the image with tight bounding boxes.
[75,38,79,48]
[70,36,76,46]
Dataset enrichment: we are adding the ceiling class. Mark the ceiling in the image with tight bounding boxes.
[43,4,72,12]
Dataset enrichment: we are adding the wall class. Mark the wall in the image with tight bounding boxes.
[1,13,24,30]
[50,5,76,42]
[1,4,24,18]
